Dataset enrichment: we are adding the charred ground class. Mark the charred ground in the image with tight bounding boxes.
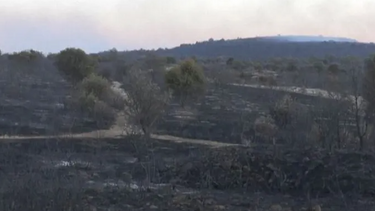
[1,40,375,210]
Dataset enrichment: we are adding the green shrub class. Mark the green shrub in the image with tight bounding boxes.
[76,91,97,112]
[78,74,125,111]
[55,48,96,83]
[166,56,176,64]
[165,59,205,106]
[7,49,43,63]
[327,63,340,75]
[72,91,117,126]
[78,74,111,99]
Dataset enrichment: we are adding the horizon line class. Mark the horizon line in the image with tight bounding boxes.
[1,34,373,54]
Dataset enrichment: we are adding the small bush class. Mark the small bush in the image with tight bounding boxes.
[69,90,117,127]
[92,100,117,127]
[327,63,340,75]
[98,68,112,80]
[339,128,357,148]
[166,56,176,64]
[258,75,277,86]
[238,71,253,80]
[269,94,295,128]
[77,74,124,110]
[104,91,125,111]
[226,57,234,66]
[308,122,326,145]
[77,91,97,111]
[78,74,111,99]
[165,59,205,106]
[253,115,278,142]
[309,121,358,149]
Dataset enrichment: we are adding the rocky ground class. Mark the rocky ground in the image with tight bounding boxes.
[0,136,374,211]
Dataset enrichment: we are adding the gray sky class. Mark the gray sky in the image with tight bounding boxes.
[1,0,374,53]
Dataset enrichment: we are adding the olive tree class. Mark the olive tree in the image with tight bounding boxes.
[164,59,205,107]
[55,48,96,84]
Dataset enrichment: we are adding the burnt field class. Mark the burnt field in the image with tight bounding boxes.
[0,136,374,211]
[155,83,349,146]
[1,46,374,211]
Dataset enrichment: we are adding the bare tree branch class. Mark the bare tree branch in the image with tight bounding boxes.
[122,69,170,137]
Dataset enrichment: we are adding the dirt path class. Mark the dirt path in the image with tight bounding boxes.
[0,125,240,148]
[151,134,240,147]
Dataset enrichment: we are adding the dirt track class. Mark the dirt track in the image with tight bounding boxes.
[0,127,239,149]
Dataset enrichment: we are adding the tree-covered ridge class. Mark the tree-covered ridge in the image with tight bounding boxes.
[149,37,375,59]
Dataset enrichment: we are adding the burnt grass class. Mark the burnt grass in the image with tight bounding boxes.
[0,60,115,137]
[155,83,339,144]
[0,136,374,211]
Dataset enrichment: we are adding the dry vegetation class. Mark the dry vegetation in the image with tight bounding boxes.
[1,48,375,210]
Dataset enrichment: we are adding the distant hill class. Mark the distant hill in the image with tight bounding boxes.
[149,36,375,60]
[257,35,357,43]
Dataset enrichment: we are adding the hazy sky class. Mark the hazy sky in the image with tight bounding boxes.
[1,0,374,53]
